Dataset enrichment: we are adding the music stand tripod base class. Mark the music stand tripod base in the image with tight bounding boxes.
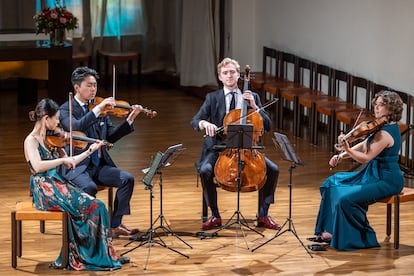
[121,147,191,269]
[251,133,312,257]
[212,124,264,250]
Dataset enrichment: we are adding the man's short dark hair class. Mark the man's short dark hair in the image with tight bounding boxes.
[71,66,99,87]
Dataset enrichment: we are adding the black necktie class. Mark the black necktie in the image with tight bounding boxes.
[83,104,89,115]
[83,104,100,166]
[229,92,236,111]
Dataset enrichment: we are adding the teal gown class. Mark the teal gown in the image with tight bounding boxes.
[314,123,404,251]
[29,143,122,270]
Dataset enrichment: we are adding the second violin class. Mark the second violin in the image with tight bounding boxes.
[46,127,113,151]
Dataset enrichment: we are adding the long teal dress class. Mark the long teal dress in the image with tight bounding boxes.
[29,143,122,270]
[314,123,404,251]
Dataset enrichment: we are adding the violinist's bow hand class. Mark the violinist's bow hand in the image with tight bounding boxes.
[329,154,341,169]
[99,97,115,112]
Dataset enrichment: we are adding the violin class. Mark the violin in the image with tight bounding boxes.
[89,96,157,118]
[334,115,388,151]
[45,127,113,151]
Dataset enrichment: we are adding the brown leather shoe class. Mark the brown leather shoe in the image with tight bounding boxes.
[119,224,140,235]
[257,216,281,230]
[201,216,222,230]
[110,225,131,237]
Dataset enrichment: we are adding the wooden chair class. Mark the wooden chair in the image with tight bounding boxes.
[249,46,280,103]
[315,69,357,149]
[72,52,92,68]
[11,201,69,268]
[96,50,142,90]
[378,187,414,249]
[277,56,315,136]
[297,63,339,144]
[334,75,374,140]
[195,161,261,222]
[263,52,301,129]
[39,186,114,234]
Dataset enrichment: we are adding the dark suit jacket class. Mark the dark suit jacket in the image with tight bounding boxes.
[59,98,134,180]
[190,89,272,161]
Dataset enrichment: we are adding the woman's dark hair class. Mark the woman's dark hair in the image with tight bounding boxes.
[371,90,404,122]
[29,98,60,122]
[71,66,99,87]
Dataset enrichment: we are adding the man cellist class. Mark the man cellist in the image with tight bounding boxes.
[190,57,280,230]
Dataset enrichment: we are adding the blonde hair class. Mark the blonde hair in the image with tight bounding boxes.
[217,57,240,76]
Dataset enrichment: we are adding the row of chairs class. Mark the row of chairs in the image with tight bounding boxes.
[250,47,414,168]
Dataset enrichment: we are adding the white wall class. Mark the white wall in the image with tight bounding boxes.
[231,0,414,95]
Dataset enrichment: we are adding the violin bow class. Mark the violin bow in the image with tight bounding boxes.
[69,92,73,157]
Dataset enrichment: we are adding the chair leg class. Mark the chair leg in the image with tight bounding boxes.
[108,187,114,223]
[40,220,45,233]
[386,203,392,238]
[61,212,69,268]
[105,57,110,91]
[128,60,133,86]
[17,220,22,258]
[394,195,400,249]
[293,96,300,137]
[202,192,208,222]
[11,211,17,268]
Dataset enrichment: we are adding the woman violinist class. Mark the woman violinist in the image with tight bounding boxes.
[308,90,404,251]
[190,57,280,231]
[24,98,128,270]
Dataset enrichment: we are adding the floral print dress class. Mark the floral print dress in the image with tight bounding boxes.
[29,143,122,270]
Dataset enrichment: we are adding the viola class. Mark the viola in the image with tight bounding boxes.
[89,96,157,118]
[45,127,113,151]
[334,115,388,151]
[214,65,267,193]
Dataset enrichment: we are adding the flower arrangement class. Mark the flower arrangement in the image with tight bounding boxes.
[33,2,78,35]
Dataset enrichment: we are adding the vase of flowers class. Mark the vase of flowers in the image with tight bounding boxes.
[33,1,78,46]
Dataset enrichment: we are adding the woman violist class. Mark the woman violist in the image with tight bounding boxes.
[24,98,128,270]
[190,57,280,230]
[308,90,404,251]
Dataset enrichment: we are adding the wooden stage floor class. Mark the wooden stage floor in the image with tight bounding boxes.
[0,83,413,275]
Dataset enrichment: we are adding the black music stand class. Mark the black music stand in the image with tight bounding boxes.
[252,132,312,257]
[211,124,264,250]
[121,144,191,270]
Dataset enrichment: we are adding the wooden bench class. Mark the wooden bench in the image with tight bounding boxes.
[11,201,69,268]
[378,187,414,249]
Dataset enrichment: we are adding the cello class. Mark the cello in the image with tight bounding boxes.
[214,65,267,192]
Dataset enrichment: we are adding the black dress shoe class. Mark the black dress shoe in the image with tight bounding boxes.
[307,236,330,243]
[118,257,130,264]
[307,244,328,251]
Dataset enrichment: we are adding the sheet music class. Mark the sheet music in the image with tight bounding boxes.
[273,132,305,166]
[141,151,163,186]
[159,143,184,167]
[142,144,184,174]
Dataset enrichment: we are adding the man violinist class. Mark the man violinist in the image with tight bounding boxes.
[59,66,142,237]
[190,57,280,230]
